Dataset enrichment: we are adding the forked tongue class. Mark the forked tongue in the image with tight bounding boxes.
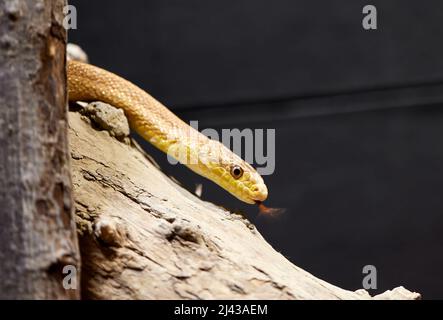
[256,202,286,217]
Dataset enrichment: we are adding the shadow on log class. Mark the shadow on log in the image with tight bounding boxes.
[69,102,420,300]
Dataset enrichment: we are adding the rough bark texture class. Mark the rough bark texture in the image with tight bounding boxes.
[0,0,80,299]
[70,102,421,300]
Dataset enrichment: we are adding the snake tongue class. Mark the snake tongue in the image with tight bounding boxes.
[256,202,286,216]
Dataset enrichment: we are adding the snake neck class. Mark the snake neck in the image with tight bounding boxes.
[67,60,268,204]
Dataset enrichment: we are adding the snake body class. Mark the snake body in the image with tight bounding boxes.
[67,60,268,204]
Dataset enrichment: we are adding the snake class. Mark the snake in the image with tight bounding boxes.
[67,60,273,208]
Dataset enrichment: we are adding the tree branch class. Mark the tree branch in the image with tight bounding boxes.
[69,102,420,300]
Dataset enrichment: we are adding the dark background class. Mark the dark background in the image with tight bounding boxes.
[69,0,443,299]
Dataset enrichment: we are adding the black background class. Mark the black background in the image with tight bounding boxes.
[69,0,443,299]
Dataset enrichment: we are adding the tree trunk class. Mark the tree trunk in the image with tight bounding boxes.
[0,0,80,299]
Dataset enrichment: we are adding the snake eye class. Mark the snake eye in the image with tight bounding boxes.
[230,165,243,179]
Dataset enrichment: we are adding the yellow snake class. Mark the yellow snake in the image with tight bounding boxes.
[67,60,268,205]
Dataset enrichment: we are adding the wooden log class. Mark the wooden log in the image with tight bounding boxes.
[69,102,420,300]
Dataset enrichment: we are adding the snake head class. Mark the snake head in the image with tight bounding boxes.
[194,140,268,204]
[224,160,269,204]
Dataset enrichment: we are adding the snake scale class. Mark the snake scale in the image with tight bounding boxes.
[67,60,269,206]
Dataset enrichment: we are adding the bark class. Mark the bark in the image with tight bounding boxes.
[69,102,421,300]
[0,0,80,299]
